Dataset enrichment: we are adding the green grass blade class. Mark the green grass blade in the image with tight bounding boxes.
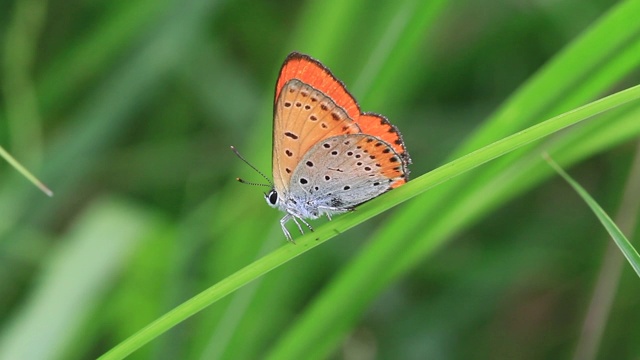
[0,0,216,238]
[265,86,640,360]
[572,142,640,360]
[266,3,640,357]
[99,83,640,360]
[193,1,451,357]
[545,155,640,277]
[454,0,640,158]
[0,146,52,196]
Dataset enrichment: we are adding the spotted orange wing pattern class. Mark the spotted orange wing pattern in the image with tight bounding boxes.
[273,52,411,189]
[275,53,360,120]
[271,79,362,194]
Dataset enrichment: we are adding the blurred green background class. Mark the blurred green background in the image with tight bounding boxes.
[1,0,639,359]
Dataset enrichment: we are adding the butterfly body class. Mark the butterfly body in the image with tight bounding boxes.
[264,52,410,241]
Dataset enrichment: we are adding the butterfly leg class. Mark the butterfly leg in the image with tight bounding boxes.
[291,216,304,235]
[280,214,293,242]
[296,216,314,232]
[280,214,314,243]
[291,215,314,236]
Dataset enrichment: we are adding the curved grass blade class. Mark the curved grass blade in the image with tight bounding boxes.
[264,88,640,360]
[266,3,640,357]
[99,83,640,360]
[544,154,640,277]
[572,142,640,360]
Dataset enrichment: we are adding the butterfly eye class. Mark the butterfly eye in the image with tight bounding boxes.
[265,189,278,206]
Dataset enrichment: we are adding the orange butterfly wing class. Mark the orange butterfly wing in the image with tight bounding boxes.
[276,53,360,120]
[275,53,411,164]
[272,79,361,193]
[273,52,411,192]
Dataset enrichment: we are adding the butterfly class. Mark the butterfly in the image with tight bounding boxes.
[236,52,410,242]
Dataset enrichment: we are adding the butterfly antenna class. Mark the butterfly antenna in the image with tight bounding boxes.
[230,146,273,187]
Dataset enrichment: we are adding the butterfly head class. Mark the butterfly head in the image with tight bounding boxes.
[265,189,279,208]
[231,146,278,207]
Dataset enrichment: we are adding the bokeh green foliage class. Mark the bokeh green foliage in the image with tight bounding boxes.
[1,0,639,359]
